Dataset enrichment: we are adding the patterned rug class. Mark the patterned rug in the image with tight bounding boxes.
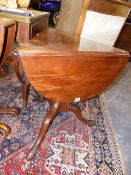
[0,58,124,175]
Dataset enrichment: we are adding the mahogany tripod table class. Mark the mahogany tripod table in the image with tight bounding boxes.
[15,28,129,160]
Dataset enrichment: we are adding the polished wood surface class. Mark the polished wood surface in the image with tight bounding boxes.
[18,28,129,103]
[0,123,11,137]
[16,28,129,160]
[0,17,20,137]
[56,0,84,34]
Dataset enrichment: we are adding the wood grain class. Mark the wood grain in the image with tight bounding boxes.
[18,28,129,103]
[56,0,84,34]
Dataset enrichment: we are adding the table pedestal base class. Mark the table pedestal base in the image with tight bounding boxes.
[26,101,95,161]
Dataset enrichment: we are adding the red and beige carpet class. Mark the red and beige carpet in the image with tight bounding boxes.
[0,60,124,175]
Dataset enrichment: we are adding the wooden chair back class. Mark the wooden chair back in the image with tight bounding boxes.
[57,0,131,46]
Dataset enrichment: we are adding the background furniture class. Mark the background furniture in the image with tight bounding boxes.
[57,0,131,47]
[56,0,84,34]
[0,10,49,107]
[0,17,16,75]
[115,11,131,52]
[0,10,49,43]
[0,17,19,137]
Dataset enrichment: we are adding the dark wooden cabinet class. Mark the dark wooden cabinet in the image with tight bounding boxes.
[115,11,131,52]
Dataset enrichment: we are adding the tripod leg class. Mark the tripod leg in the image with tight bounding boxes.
[59,103,95,127]
[0,123,11,137]
[26,101,60,161]
[0,107,20,115]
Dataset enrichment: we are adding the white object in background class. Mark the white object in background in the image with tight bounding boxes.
[79,37,114,52]
[6,0,17,9]
[81,11,126,46]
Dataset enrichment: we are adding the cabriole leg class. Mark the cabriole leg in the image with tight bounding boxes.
[26,101,60,161]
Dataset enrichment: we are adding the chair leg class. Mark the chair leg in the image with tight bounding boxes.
[14,53,30,108]
[0,107,20,115]
[59,103,95,127]
[22,83,30,108]
[0,123,11,137]
[26,101,60,161]
[0,107,20,137]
